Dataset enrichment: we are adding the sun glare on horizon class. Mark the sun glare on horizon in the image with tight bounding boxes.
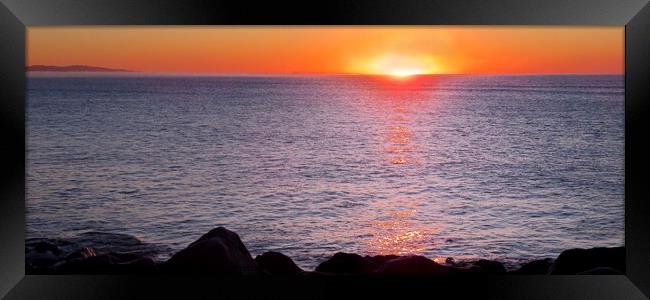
[366,54,439,77]
[387,68,424,78]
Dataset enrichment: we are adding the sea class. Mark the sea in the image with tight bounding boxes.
[26,74,625,269]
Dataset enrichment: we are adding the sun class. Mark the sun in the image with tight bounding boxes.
[347,53,443,77]
[388,68,422,78]
[367,54,437,78]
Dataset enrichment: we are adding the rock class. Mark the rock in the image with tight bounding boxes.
[472,259,506,274]
[315,253,377,274]
[26,251,61,270]
[26,240,67,272]
[26,233,167,265]
[366,255,400,266]
[110,252,147,261]
[576,267,623,275]
[65,247,97,260]
[549,247,625,275]
[447,260,474,270]
[162,227,259,275]
[34,241,61,255]
[114,257,157,273]
[445,257,456,266]
[375,255,452,275]
[255,251,303,275]
[298,270,337,277]
[512,258,553,274]
[58,255,115,274]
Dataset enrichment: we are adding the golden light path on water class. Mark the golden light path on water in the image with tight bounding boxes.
[364,75,435,259]
[367,203,432,256]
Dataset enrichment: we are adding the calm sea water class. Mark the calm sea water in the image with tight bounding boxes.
[26,74,624,269]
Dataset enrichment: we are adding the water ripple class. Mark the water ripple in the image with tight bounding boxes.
[27,75,624,269]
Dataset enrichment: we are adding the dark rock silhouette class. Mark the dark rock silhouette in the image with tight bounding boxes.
[445,257,456,265]
[25,239,68,271]
[25,251,60,270]
[162,227,260,275]
[316,252,377,274]
[375,255,453,275]
[65,247,97,260]
[33,241,61,255]
[28,232,165,259]
[512,258,553,274]
[472,259,507,274]
[25,231,168,274]
[548,247,624,275]
[25,228,626,276]
[366,255,400,266]
[255,251,303,275]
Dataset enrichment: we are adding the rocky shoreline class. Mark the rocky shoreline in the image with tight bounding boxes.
[26,227,625,275]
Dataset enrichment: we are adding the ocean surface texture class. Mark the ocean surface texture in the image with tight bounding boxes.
[27,75,624,269]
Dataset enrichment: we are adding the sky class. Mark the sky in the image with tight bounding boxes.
[27,26,623,75]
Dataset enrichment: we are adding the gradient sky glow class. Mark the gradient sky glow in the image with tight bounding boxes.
[27,26,624,75]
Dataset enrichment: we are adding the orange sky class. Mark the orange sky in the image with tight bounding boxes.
[27,26,623,75]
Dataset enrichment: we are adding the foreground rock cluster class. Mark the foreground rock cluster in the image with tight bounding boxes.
[26,227,625,275]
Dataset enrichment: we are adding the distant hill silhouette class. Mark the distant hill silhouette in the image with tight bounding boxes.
[27,65,133,72]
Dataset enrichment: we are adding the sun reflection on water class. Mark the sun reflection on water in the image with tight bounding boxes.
[365,204,437,256]
[361,78,437,257]
[381,86,425,167]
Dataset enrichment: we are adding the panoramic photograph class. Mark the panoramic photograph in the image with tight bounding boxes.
[25,26,624,275]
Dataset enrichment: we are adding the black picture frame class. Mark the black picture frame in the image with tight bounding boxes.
[1,0,649,298]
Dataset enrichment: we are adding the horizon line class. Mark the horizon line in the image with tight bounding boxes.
[26,71,625,77]
[25,65,624,76]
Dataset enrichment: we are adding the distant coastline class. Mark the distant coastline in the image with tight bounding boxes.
[27,65,134,72]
